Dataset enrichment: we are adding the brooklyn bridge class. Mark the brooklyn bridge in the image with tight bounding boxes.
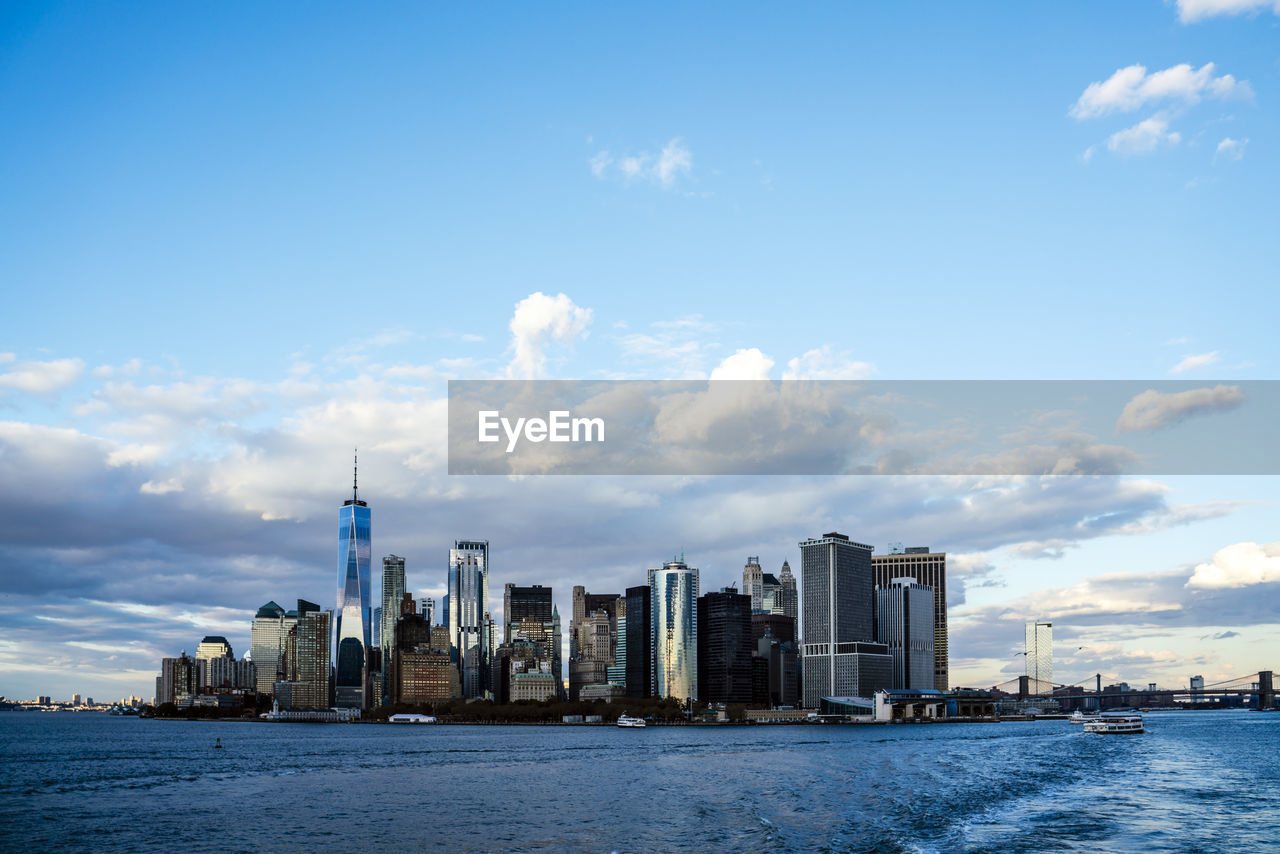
[990,669,1276,709]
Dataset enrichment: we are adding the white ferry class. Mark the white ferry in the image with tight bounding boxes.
[1068,710,1100,725]
[616,712,646,728]
[1083,715,1144,734]
[389,713,437,724]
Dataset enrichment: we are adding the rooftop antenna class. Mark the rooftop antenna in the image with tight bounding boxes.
[353,448,359,502]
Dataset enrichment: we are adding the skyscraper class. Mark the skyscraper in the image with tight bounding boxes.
[625,584,651,699]
[1025,621,1053,691]
[251,601,296,696]
[649,558,699,702]
[336,455,372,709]
[776,560,798,623]
[379,555,407,706]
[284,601,331,709]
[798,532,891,707]
[872,547,949,690]
[569,585,622,700]
[449,539,490,698]
[698,588,754,704]
[742,557,764,613]
[504,584,553,643]
[875,578,935,690]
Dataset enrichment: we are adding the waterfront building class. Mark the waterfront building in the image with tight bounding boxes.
[448,539,490,698]
[510,659,558,702]
[281,601,331,709]
[649,558,699,702]
[624,584,651,699]
[875,578,935,690]
[799,532,892,707]
[872,547,948,689]
[250,601,296,696]
[697,588,754,704]
[336,457,372,709]
[158,653,202,705]
[392,612,459,704]
[204,654,257,693]
[569,585,621,700]
[195,636,233,662]
[379,555,407,706]
[607,610,627,687]
[1025,621,1053,692]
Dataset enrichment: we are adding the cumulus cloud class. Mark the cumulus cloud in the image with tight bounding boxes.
[1176,0,1280,22]
[0,357,84,393]
[1186,541,1280,588]
[505,292,593,379]
[1106,115,1182,155]
[709,348,774,381]
[1116,385,1245,432]
[1215,137,1248,162]
[1070,63,1251,120]
[139,478,184,495]
[782,346,875,380]
[590,138,694,189]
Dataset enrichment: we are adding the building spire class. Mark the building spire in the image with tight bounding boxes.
[353,448,358,502]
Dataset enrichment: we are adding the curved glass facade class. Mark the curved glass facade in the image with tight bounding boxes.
[649,560,699,702]
[336,497,371,707]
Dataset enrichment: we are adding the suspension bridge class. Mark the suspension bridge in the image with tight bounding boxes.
[989,669,1275,709]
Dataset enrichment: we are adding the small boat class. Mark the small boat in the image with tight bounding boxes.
[616,712,646,728]
[1068,710,1100,725]
[1083,715,1144,734]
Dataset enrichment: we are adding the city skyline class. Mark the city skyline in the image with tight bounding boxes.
[3,2,1279,702]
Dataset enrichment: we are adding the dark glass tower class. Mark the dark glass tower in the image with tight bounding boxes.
[336,454,372,709]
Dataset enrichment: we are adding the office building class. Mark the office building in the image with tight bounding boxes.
[1025,621,1053,691]
[420,596,435,626]
[336,457,372,709]
[569,586,621,700]
[281,601,331,709]
[195,636,233,662]
[625,584,652,699]
[698,588,754,704]
[743,557,764,613]
[449,539,490,698]
[392,612,458,703]
[872,547,949,690]
[504,584,553,642]
[875,578,935,690]
[649,558,699,701]
[799,532,892,707]
[250,601,296,696]
[776,560,798,622]
[158,653,202,705]
[379,555,407,706]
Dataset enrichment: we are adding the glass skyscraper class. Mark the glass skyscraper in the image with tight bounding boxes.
[449,539,490,698]
[649,558,699,702]
[335,457,372,709]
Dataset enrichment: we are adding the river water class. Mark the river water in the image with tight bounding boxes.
[1,710,1276,852]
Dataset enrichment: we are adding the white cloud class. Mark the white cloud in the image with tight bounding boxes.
[140,478,184,495]
[0,358,84,393]
[590,138,694,189]
[1116,384,1246,432]
[505,292,593,379]
[1106,115,1181,156]
[1186,541,1280,588]
[709,348,774,381]
[1215,136,1248,162]
[1070,63,1251,120]
[1176,0,1280,23]
[782,346,875,380]
[1169,350,1220,374]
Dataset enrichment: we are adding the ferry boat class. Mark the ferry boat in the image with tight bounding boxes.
[1083,715,1144,734]
[616,712,646,728]
[1068,710,1100,725]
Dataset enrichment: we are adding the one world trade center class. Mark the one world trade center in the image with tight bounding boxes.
[336,454,371,709]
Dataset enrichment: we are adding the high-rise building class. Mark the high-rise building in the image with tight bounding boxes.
[392,612,459,704]
[449,539,490,698]
[504,584,553,643]
[158,653,202,705]
[420,596,436,626]
[875,578,935,690]
[625,585,652,699]
[195,636,233,662]
[698,588,754,704]
[776,560,798,622]
[336,456,372,709]
[379,555,407,706]
[278,600,331,709]
[649,558,699,702]
[608,610,627,687]
[1025,621,1053,691]
[569,586,622,700]
[872,548,948,690]
[250,601,296,696]
[798,532,892,707]
[743,557,764,613]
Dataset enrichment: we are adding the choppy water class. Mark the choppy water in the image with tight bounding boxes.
[0,710,1277,853]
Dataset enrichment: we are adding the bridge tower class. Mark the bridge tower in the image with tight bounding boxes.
[1260,671,1274,710]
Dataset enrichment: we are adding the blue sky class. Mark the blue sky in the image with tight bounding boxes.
[1,1,1278,701]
